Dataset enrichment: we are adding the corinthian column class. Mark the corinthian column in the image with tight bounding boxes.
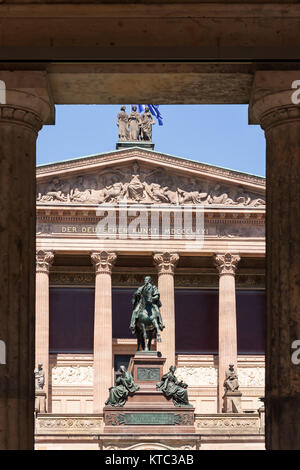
[153,252,179,371]
[91,251,117,413]
[35,250,54,408]
[214,252,240,413]
[0,72,53,449]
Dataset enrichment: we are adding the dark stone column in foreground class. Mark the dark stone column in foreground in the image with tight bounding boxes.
[250,71,300,449]
[0,72,53,449]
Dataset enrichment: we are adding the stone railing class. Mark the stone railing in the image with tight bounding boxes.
[35,414,104,435]
[195,413,262,435]
[35,412,264,436]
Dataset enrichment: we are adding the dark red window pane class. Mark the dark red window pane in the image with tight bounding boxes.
[175,289,218,354]
[49,287,94,353]
[112,288,135,338]
[236,290,265,354]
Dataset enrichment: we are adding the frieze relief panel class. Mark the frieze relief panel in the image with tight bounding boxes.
[238,367,265,388]
[51,365,94,386]
[48,357,264,414]
[176,367,218,387]
[49,364,265,391]
[37,162,265,207]
[36,415,103,435]
[195,415,260,434]
[176,365,264,389]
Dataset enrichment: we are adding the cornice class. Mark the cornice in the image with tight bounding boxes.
[36,148,265,189]
[36,210,265,224]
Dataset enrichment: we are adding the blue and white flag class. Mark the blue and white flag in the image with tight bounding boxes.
[132,104,163,126]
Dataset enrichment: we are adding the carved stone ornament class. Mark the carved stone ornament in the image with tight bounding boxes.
[176,366,218,387]
[91,251,117,274]
[195,415,259,432]
[36,249,54,273]
[37,161,266,207]
[51,365,93,386]
[214,252,240,275]
[238,367,265,387]
[36,416,103,434]
[153,252,179,275]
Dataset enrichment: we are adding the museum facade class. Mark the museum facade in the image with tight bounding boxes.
[34,145,266,450]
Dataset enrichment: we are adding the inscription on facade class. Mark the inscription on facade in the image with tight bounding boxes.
[125,413,175,425]
[105,412,193,426]
[105,412,194,426]
[37,221,265,239]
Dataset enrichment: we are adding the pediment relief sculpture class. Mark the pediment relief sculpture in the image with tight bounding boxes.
[37,162,265,207]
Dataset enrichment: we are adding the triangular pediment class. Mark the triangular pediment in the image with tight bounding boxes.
[36,147,265,207]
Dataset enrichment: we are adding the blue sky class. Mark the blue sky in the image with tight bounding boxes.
[37,105,266,177]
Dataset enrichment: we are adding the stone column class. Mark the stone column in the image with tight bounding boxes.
[0,72,53,449]
[91,251,117,413]
[250,71,300,449]
[215,252,240,413]
[153,252,179,372]
[35,250,54,408]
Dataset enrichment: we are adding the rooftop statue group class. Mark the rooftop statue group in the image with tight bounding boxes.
[105,276,191,407]
[117,105,155,142]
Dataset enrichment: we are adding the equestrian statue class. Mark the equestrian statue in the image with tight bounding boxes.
[129,276,165,351]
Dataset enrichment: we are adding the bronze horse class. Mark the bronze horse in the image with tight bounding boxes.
[130,276,164,352]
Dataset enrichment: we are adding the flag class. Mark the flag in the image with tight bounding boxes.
[132,104,163,126]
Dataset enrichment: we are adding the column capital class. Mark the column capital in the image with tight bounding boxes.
[249,71,300,130]
[214,252,240,276]
[91,251,117,275]
[0,71,54,127]
[153,252,179,275]
[36,250,54,274]
[0,106,45,133]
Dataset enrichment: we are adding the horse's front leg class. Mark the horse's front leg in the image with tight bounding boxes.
[147,330,153,351]
[137,333,141,351]
[137,330,143,351]
[142,324,149,352]
[152,319,161,342]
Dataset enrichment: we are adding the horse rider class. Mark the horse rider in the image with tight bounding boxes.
[130,276,165,341]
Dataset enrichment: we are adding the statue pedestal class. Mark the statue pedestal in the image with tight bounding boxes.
[35,390,47,414]
[129,351,165,386]
[116,141,155,150]
[222,391,243,413]
[103,352,195,434]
